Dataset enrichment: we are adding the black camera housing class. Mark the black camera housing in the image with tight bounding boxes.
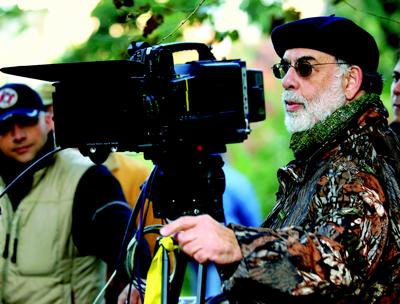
[1,42,266,162]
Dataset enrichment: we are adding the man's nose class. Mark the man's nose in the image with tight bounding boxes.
[11,124,27,142]
[282,67,299,90]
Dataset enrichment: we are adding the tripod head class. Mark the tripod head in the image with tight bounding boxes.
[148,147,226,222]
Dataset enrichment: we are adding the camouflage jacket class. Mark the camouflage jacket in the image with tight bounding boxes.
[222,94,400,303]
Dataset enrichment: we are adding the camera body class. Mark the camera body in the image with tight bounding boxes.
[1,42,266,162]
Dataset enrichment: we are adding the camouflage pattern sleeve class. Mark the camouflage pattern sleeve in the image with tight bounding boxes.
[221,161,389,302]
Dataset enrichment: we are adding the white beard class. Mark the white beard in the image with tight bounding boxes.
[283,76,347,133]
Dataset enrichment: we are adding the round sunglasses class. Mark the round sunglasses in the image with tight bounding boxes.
[271,60,346,79]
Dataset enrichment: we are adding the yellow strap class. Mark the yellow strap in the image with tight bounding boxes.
[185,79,190,112]
[144,236,179,304]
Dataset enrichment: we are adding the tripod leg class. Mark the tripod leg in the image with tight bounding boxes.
[196,264,207,304]
[168,251,189,303]
[162,247,169,304]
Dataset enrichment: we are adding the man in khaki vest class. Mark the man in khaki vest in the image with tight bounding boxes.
[0,83,135,304]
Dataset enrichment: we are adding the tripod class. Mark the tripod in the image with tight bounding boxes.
[128,147,227,304]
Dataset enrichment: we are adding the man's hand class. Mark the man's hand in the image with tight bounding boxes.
[160,214,243,264]
[117,285,142,304]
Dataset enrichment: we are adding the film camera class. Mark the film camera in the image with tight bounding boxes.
[1,42,265,162]
[1,42,266,220]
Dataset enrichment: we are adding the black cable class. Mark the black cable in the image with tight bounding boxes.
[101,164,159,304]
[129,165,159,304]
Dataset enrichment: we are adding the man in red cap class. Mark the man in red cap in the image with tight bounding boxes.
[0,83,137,303]
[122,16,400,303]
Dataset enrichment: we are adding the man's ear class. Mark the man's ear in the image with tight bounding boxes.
[343,65,363,100]
[44,112,54,130]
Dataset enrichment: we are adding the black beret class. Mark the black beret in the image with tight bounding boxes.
[271,16,379,72]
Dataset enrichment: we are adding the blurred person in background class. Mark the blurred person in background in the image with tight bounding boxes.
[189,161,262,298]
[104,152,150,208]
[389,49,400,135]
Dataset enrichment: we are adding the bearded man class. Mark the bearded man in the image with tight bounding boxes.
[121,16,400,304]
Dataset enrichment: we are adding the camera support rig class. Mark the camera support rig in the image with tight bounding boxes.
[146,146,226,304]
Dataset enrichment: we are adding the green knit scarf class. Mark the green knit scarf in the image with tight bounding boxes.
[289,93,382,156]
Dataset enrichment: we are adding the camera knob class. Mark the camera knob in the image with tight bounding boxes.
[127,41,150,56]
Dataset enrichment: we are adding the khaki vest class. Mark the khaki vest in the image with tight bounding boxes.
[0,149,106,304]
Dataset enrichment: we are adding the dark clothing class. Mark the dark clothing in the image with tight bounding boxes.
[390,121,400,136]
[72,165,133,269]
[221,94,400,303]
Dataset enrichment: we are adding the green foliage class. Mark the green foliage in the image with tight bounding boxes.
[241,0,300,33]
[215,30,239,43]
[0,5,45,36]
[0,4,23,19]
[59,0,227,62]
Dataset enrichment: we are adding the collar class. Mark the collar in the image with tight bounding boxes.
[289,93,385,158]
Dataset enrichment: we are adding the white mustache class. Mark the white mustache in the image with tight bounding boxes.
[282,90,307,106]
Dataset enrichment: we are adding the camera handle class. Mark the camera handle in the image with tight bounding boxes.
[155,42,216,61]
[145,150,226,303]
[128,41,216,61]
